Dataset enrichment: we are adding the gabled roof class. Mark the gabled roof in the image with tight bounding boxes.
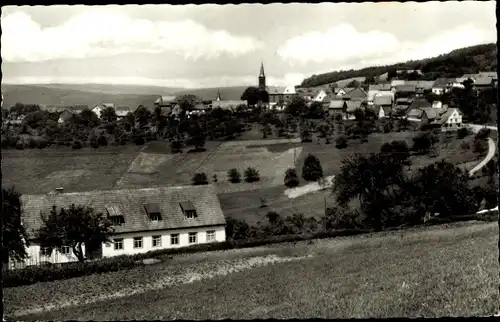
[267,86,287,95]
[20,185,226,239]
[328,100,345,110]
[395,84,417,93]
[407,108,424,118]
[343,88,367,100]
[283,85,297,94]
[420,107,446,120]
[409,99,432,110]
[345,101,362,113]
[474,77,494,86]
[373,95,392,106]
[155,96,177,105]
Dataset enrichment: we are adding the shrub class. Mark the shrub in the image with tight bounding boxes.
[335,136,348,149]
[72,140,83,149]
[228,168,241,183]
[170,139,182,153]
[244,167,260,183]
[457,127,469,139]
[461,141,471,150]
[192,173,209,185]
[302,153,323,182]
[475,128,491,140]
[473,139,487,154]
[97,135,108,147]
[284,168,300,188]
[133,135,145,146]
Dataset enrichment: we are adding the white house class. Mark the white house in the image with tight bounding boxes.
[438,108,463,132]
[10,185,227,269]
[92,103,115,119]
[313,90,328,102]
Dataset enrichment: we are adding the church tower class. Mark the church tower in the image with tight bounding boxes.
[258,61,266,91]
[216,89,222,101]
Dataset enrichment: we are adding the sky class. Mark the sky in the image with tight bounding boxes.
[1,2,497,89]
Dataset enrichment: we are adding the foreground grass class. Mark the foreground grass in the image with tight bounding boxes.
[7,221,498,320]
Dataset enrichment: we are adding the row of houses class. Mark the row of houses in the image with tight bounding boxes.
[6,185,227,270]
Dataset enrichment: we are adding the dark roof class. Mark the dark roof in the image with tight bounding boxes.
[409,99,432,110]
[179,201,196,212]
[343,88,367,100]
[20,185,226,239]
[144,202,161,214]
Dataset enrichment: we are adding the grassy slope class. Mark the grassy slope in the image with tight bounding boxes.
[1,146,143,195]
[1,85,160,108]
[6,220,498,319]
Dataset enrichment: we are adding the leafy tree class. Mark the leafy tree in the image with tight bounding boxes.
[302,154,323,182]
[333,153,405,231]
[241,86,260,106]
[258,90,269,104]
[266,211,282,225]
[300,129,312,142]
[284,168,300,188]
[483,178,498,209]
[97,135,108,147]
[335,136,348,149]
[380,140,410,165]
[101,107,117,123]
[364,75,376,84]
[457,127,469,139]
[72,140,83,149]
[2,187,29,265]
[286,96,308,117]
[186,133,206,151]
[37,204,114,262]
[409,160,478,218]
[228,168,241,183]
[225,217,250,240]
[134,106,151,127]
[346,80,361,88]
[307,102,325,119]
[244,167,260,183]
[176,94,200,112]
[78,109,100,127]
[411,132,438,155]
[192,173,209,185]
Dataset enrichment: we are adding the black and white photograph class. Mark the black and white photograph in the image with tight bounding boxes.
[1,2,499,319]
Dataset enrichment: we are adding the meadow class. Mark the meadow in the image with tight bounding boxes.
[5,220,498,319]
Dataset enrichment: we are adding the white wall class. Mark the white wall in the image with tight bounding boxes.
[92,106,103,119]
[103,225,226,258]
[11,244,85,269]
[432,88,444,95]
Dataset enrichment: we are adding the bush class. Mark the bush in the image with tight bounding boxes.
[475,128,491,140]
[97,135,108,147]
[473,139,487,154]
[284,168,300,188]
[192,173,209,185]
[302,154,323,182]
[335,136,348,149]
[170,139,182,153]
[228,168,241,183]
[72,140,83,149]
[461,141,471,150]
[457,127,469,139]
[244,167,260,183]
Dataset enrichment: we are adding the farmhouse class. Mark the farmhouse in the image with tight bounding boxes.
[91,103,114,119]
[154,96,177,108]
[10,185,226,269]
[437,108,463,131]
[342,88,367,101]
[115,106,133,120]
[372,95,393,118]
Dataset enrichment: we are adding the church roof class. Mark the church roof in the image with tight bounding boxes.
[260,62,265,78]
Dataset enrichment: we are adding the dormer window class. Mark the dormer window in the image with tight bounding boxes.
[179,201,197,219]
[109,215,125,225]
[144,203,162,221]
[106,205,125,225]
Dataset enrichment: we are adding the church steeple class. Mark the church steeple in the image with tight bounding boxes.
[259,61,265,78]
[258,61,266,91]
[216,89,222,101]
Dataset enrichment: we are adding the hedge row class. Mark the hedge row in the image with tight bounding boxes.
[4,212,497,288]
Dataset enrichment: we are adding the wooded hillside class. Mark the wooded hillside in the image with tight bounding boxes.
[300,43,497,87]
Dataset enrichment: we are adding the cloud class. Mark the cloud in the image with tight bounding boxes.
[276,23,496,67]
[1,11,264,62]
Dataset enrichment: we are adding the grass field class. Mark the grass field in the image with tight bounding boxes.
[6,220,498,319]
[1,145,143,194]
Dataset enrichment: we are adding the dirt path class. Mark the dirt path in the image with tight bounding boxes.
[469,138,496,176]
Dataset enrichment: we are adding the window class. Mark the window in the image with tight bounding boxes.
[206,230,216,242]
[40,247,51,256]
[114,238,124,250]
[152,235,162,247]
[109,215,125,225]
[150,213,162,222]
[185,210,197,219]
[133,237,143,249]
[170,234,179,245]
[188,232,197,244]
[60,246,71,255]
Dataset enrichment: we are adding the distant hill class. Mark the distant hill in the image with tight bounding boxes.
[172,86,249,101]
[301,43,497,88]
[1,84,159,109]
[33,83,183,95]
